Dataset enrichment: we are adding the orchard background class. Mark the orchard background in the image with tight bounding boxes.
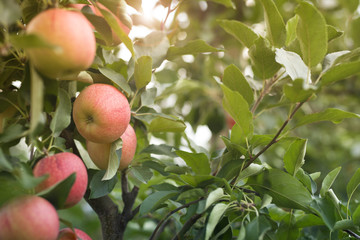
[1,0,360,239]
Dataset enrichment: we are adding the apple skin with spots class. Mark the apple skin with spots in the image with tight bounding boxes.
[87,124,137,170]
[73,83,131,144]
[57,228,92,240]
[33,152,88,208]
[0,195,59,240]
[26,8,96,79]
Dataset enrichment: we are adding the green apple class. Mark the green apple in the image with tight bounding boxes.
[73,83,131,143]
[26,8,96,79]
[0,195,59,240]
[86,124,137,170]
[33,152,88,208]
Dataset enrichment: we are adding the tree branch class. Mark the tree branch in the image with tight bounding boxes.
[171,214,202,240]
[244,100,306,170]
[61,128,139,240]
[149,198,204,240]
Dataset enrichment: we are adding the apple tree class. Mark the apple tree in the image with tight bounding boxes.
[1,0,360,239]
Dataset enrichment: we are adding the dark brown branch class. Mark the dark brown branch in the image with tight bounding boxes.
[149,198,204,240]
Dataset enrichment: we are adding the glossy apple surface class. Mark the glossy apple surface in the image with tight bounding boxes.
[33,152,88,208]
[87,124,137,170]
[26,8,96,79]
[0,195,59,240]
[73,83,131,143]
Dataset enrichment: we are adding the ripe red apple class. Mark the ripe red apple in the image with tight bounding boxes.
[26,8,96,79]
[86,124,137,170]
[58,228,92,240]
[70,2,130,46]
[33,152,88,208]
[0,195,59,240]
[73,83,131,143]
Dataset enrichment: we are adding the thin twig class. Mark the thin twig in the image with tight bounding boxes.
[344,229,360,239]
[171,214,202,240]
[149,198,204,240]
[243,100,307,170]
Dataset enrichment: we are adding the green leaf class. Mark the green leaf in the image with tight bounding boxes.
[148,116,186,132]
[310,196,338,230]
[177,188,205,201]
[30,64,44,133]
[249,37,281,79]
[347,168,360,200]
[222,64,253,105]
[327,25,343,42]
[37,173,76,209]
[131,165,153,183]
[0,148,12,171]
[216,158,243,181]
[217,20,258,48]
[205,188,225,211]
[352,204,360,225]
[98,6,134,56]
[166,39,222,61]
[259,0,286,47]
[295,1,327,67]
[140,144,177,157]
[238,164,264,180]
[284,139,307,176]
[139,190,178,215]
[82,9,113,46]
[74,140,99,170]
[245,216,272,240]
[175,150,211,175]
[10,34,60,50]
[285,15,299,46]
[283,78,317,103]
[204,0,234,8]
[98,67,131,95]
[320,167,341,197]
[333,219,354,230]
[292,108,360,129]
[248,169,313,212]
[275,48,310,83]
[102,139,122,181]
[221,84,253,138]
[88,170,118,199]
[134,56,153,89]
[50,89,71,137]
[205,203,228,240]
[321,60,360,86]
[322,50,350,72]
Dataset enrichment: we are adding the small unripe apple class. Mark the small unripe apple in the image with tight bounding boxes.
[70,2,130,46]
[33,152,88,208]
[73,83,131,143]
[86,124,137,170]
[57,228,92,240]
[0,195,59,240]
[26,8,96,79]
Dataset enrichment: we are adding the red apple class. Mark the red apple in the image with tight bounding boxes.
[58,228,92,240]
[33,152,88,208]
[86,124,137,170]
[70,2,130,46]
[0,195,59,240]
[26,8,96,79]
[73,83,131,143]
